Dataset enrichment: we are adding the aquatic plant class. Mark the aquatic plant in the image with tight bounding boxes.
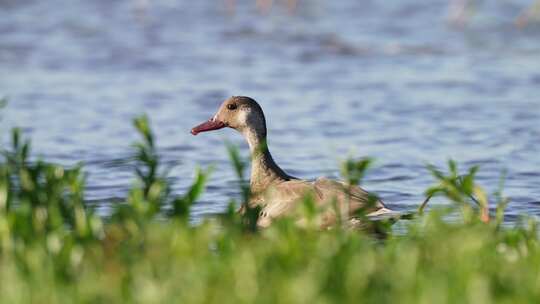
[112,115,210,224]
[0,114,538,303]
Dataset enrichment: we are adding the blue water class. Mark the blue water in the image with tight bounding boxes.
[1,0,539,222]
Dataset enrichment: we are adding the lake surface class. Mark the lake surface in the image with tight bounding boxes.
[1,0,539,223]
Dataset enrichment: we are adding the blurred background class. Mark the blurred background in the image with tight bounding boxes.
[0,0,539,222]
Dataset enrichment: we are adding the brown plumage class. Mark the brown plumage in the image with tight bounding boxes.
[192,96,395,228]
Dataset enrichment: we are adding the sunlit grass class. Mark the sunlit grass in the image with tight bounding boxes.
[0,112,539,303]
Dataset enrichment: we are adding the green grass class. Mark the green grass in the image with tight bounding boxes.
[0,114,539,303]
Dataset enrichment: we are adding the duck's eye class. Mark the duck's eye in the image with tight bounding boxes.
[227,104,237,110]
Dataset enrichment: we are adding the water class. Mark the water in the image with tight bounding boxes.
[1,0,539,222]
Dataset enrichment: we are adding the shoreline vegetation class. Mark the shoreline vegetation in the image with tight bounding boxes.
[1,112,539,303]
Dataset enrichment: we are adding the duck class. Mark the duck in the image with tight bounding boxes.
[191,96,397,228]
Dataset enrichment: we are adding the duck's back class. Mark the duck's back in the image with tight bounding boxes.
[312,177,386,213]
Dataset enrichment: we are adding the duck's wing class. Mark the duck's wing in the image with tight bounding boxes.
[312,177,388,214]
[257,178,396,228]
[313,178,401,229]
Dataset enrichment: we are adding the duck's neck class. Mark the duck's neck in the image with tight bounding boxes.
[242,127,292,195]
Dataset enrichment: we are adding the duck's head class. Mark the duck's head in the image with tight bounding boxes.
[191,96,267,137]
